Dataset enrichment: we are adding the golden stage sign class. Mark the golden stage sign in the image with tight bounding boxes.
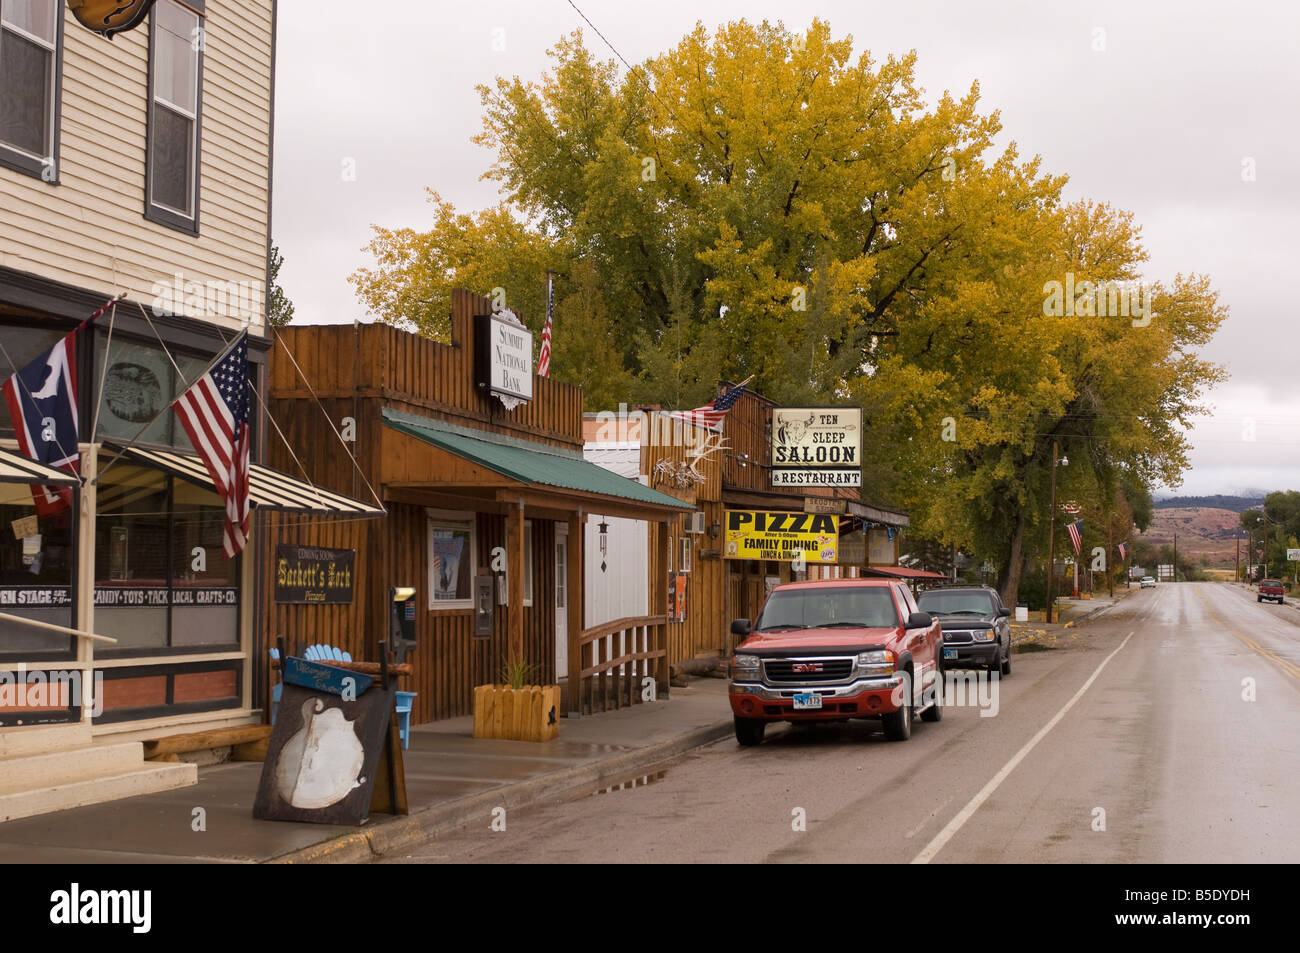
[724,510,838,563]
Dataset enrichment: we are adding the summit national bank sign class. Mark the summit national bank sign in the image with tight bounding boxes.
[475,311,534,410]
[771,407,862,487]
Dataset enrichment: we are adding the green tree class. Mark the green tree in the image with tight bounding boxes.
[267,244,295,328]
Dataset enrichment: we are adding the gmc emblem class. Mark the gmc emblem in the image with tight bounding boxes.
[792,662,823,673]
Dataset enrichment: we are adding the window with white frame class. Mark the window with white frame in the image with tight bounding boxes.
[146,0,203,231]
[428,511,476,610]
[0,0,61,180]
[522,520,533,607]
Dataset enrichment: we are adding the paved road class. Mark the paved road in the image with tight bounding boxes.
[381,583,1300,863]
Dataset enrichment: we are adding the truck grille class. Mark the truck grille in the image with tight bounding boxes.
[763,658,854,683]
[943,630,975,645]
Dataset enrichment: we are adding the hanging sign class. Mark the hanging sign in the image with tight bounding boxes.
[475,311,534,410]
[275,545,355,605]
[724,510,838,563]
[67,0,158,39]
[771,408,862,487]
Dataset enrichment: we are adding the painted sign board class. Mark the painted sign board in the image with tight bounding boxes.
[275,545,355,604]
[1288,549,1300,561]
[724,510,839,563]
[475,311,534,408]
[771,407,862,487]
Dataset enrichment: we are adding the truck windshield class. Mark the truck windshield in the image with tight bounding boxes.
[756,587,900,631]
[917,590,995,616]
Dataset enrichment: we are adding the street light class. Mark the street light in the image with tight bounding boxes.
[1045,442,1068,624]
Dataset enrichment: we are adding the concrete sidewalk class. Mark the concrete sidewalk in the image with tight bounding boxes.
[0,679,733,864]
[1009,587,1136,647]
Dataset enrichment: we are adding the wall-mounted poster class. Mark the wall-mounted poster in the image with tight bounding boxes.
[771,407,862,487]
[667,572,688,622]
[431,529,468,602]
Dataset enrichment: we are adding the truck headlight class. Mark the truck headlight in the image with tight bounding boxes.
[731,655,761,681]
[857,649,895,676]
[973,629,995,642]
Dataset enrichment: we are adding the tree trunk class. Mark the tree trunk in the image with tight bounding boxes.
[998,511,1026,607]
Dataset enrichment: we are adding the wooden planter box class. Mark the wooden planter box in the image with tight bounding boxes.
[472,685,561,742]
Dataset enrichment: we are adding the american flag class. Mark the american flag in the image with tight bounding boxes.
[172,333,250,557]
[1117,542,1127,561]
[667,376,753,432]
[537,273,553,378]
[1066,519,1084,556]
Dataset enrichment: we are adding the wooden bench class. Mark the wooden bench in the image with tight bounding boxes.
[143,725,273,763]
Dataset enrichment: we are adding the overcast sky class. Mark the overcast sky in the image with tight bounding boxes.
[271,0,1299,498]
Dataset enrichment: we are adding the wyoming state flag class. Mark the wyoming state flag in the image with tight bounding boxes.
[2,331,80,514]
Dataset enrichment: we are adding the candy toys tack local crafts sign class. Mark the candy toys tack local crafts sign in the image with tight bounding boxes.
[725,510,839,563]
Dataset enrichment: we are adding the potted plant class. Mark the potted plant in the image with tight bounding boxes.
[472,659,560,742]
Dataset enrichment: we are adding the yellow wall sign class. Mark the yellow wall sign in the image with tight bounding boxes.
[724,510,839,563]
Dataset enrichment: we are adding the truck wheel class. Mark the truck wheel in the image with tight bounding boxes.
[734,717,766,747]
[882,679,913,741]
[1257,596,1263,602]
[1000,645,1012,677]
[920,669,942,723]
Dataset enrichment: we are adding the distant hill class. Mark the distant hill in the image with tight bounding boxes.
[1152,495,1264,513]
[1139,506,1247,569]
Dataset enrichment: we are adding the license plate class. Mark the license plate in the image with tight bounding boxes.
[943,648,959,660]
[792,693,823,710]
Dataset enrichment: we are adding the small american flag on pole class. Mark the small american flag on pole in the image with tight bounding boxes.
[172,332,251,557]
[1117,542,1127,561]
[1066,519,1084,556]
[537,272,553,378]
[666,376,753,432]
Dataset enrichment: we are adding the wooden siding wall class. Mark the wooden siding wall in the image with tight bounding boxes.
[262,505,557,725]
[269,289,583,454]
[0,2,274,333]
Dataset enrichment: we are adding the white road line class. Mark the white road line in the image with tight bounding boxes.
[910,629,1135,864]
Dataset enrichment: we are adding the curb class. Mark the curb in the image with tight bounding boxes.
[265,719,734,864]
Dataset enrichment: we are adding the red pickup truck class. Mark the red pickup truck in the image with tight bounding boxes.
[1258,579,1286,604]
[728,578,944,746]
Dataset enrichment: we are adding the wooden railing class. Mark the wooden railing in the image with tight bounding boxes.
[577,614,668,715]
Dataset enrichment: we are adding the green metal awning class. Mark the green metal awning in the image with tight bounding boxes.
[382,408,691,512]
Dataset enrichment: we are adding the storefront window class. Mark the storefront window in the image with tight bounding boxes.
[94,461,238,653]
[0,324,64,439]
[93,334,214,450]
[428,512,474,609]
[0,479,74,660]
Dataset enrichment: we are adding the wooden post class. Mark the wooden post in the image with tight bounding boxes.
[1045,440,1059,624]
[566,510,583,712]
[506,500,524,669]
[655,518,669,698]
[77,443,97,724]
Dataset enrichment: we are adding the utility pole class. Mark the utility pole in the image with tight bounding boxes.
[1107,518,1114,597]
[1046,440,1059,624]
[1173,532,1177,583]
[1235,531,1240,584]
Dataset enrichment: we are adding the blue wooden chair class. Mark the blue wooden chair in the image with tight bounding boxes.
[394,691,417,749]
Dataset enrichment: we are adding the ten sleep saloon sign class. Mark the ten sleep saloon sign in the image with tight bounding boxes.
[724,510,839,563]
[475,310,534,410]
[275,545,355,605]
[771,407,862,487]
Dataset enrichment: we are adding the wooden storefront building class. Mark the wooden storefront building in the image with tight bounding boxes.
[264,289,692,725]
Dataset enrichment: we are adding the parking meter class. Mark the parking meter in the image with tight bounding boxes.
[390,586,417,663]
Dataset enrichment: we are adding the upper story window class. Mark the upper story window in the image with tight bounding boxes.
[146,0,203,233]
[0,0,62,181]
